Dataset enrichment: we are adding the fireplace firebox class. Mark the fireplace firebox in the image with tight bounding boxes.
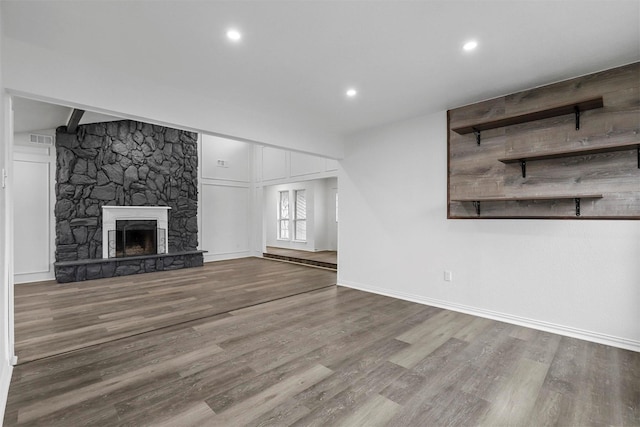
[114,220,157,258]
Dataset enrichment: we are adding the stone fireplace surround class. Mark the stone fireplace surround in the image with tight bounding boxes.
[53,120,203,283]
[102,206,170,258]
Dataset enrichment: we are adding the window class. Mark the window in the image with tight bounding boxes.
[294,190,306,241]
[277,189,307,242]
[278,191,289,240]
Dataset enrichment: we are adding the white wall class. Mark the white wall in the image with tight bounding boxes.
[310,177,338,252]
[199,134,255,263]
[326,177,338,250]
[339,111,640,351]
[0,8,15,418]
[12,132,56,283]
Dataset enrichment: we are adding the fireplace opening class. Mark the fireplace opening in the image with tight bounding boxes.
[115,220,157,258]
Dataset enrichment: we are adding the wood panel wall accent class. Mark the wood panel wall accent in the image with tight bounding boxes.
[447,62,640,219]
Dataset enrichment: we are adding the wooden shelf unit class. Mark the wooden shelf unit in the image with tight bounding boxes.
[498,141,640,177]
[451,194,604,217]
[452,97,604,145]
[448,62,639,220]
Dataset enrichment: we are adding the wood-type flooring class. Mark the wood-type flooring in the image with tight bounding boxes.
[14,257,336,363]
[264,247,337,270]
[6,258,640,426]
[265,247,337,265]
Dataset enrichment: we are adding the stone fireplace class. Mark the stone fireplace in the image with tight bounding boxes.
[53,120,204,283]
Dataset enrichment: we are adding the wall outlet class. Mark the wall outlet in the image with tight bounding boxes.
[444,271,453,282]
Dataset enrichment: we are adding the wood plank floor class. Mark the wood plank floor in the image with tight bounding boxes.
[265,247,337,265]
[14,257,337,363]
[5,261,640,426]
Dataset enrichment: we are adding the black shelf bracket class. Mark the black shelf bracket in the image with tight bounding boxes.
[575,198,581,217]
[574,106,581,130]
[472,201,481,216]
[637,145,639,168]
[472,128,481,145]
[519,160,526,178]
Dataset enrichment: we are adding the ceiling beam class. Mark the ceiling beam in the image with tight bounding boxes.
[66,109,85,133]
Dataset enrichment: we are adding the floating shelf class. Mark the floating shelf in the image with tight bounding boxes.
[498,141,640,177]
[452,97,604,145]
[451,194,604,217]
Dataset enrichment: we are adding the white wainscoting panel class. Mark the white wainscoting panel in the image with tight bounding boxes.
[290,151,324,177]
[201,184,250,261]
[261,147,287,181]
[325,158,339,172]
[13,160,51,278]
[201,135,251,182]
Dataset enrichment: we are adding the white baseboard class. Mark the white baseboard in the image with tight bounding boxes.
[339,280,640,353]
[203,251,252,263]
[14,270,54,284]
[0,361,13,423]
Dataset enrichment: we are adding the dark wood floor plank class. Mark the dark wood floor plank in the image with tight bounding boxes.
[478,357,550,425]
[337,393,400,427]
[380,337,469,405]
[293,338,409,411]
[291,361,407,427]
[212,364,333,426]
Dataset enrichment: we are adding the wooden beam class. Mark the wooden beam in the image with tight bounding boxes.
[66,109,85,133]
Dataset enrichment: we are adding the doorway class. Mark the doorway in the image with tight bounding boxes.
[262,177,338,270]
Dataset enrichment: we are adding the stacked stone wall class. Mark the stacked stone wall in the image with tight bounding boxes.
[54,120,199,269]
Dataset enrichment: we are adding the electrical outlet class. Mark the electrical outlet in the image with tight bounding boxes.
[444,271,453,282]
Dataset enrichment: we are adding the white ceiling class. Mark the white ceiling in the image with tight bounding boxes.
[3,1,639,136]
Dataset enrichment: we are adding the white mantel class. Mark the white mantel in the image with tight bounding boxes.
[102,206,171,259]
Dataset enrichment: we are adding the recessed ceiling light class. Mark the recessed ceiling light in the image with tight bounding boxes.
[463,40,478,51]
[226,29,242,42]
[346,88,357,98]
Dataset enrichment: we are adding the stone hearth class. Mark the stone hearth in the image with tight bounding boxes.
[54,250,205,283]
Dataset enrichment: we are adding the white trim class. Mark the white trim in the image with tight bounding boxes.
[201,180,250,188]
[201,177,251,184]
[338,279,640,353]
[258,170,338,186]
[0,363,13,424]
[203,251,252,263]
[14,271,55,284]
[197,133,203,255]
[4,95,15,363]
